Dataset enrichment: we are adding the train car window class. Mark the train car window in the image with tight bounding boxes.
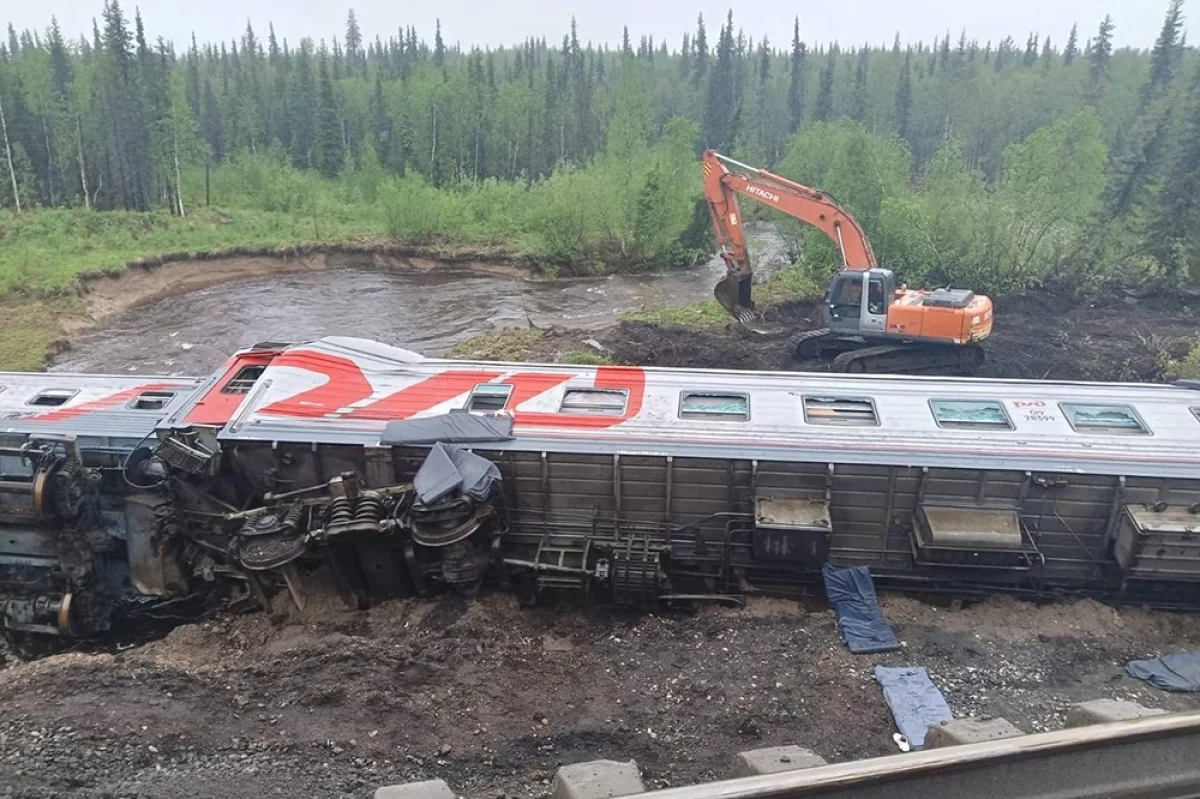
[679,392,749,420]
[803,396,878,426]
[930,399,1013,430]
[221,365,267,395]
[559,388,628,415]
[1060,403,1149,435]
[27,389,78,407]
[127,390,177,411]
[466,383,512,412]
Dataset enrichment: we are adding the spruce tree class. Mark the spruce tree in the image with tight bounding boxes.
[896,49,912,140]
[345,9,363,76]
[433,20,445,69]
[692,14,708,87]
[815,50,835,121]
[1063,24,1078,66]
[787,18,806,131]
[1089,16,1114,99]
[1150,63,1200,282]
[287,42,315,168]
[852,47,869,120]
[1142,0,1185,107]
[701,11,736,150]
[313,56,344,178]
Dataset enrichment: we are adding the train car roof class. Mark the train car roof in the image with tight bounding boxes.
[202,337,1200,479]
[0,372,204,443]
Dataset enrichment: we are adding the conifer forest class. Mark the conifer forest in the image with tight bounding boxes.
[1,1,1199,295]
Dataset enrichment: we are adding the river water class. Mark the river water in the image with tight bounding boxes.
[52,225,790,375]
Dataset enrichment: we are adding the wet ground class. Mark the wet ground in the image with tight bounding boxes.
[598,292,1199,382]
[4,594,1200,799]
[16,233,1200,798]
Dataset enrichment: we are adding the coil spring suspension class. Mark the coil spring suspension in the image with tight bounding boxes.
[349,494,384,534]
[326,496,354,534]
[52,459,83,519]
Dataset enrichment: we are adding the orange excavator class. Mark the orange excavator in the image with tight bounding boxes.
[702,150,993,374]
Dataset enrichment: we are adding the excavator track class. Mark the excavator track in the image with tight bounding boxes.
[831,342,985,375]
[790,329,833,360]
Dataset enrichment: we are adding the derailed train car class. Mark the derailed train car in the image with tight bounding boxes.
[3,336,1200,636]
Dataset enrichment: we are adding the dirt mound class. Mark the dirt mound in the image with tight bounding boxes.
[602,293,1197,381]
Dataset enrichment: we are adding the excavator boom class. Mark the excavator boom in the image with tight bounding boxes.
[702,150,877,321]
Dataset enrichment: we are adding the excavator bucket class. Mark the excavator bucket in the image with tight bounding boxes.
[714,272,757,326]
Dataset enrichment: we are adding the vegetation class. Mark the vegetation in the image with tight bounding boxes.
[1169,342,1200,380]
[1,2,1199,338]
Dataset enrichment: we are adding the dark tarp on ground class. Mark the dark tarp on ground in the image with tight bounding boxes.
[822,564,900,654]
[874,666,953,750]
[380,413,514,446]
[413,442,503,504]
[1127,652,1200,692]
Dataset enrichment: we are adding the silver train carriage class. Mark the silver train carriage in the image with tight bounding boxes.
[3,336,1199,635]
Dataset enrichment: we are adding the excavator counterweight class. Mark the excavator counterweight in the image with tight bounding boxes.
[701,150,992,375]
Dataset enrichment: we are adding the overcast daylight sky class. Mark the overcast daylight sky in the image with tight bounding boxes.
[5,0,1176,53]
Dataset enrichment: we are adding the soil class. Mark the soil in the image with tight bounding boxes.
[9,259,1200,798]
[4,594,1200,799]
[597,293,1199,381]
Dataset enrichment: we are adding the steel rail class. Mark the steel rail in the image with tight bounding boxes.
[622,711,1200,799]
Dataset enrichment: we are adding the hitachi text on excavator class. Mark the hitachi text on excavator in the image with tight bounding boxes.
[702,150,994,374]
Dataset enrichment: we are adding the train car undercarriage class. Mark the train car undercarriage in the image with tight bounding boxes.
[5,416,1200,638]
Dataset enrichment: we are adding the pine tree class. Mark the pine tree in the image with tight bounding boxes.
[313,56,344,177]
[787,18,806,131]
[621,26,632,59]
[1063,23,1079,65]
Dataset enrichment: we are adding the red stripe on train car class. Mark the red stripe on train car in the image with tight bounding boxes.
[31,381,189,421]
[511,366,646,429]
[183,351,281,426]
[255,350,376,419]
[343,370,506,420]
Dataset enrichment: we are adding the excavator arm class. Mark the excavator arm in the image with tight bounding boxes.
[703,149,878,323]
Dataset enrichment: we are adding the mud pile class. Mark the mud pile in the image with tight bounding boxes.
[602,294,1197,381]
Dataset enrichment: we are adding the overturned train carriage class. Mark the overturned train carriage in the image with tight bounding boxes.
[3,337,1200,635]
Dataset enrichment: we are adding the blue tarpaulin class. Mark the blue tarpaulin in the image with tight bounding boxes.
[822,564,900,654]
[874,666,953,750]
[1127,652,1200,692]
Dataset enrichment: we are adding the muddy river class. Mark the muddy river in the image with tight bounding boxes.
[52,226,789,375]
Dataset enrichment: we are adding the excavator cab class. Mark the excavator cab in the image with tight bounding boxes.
[826,268,895,333]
